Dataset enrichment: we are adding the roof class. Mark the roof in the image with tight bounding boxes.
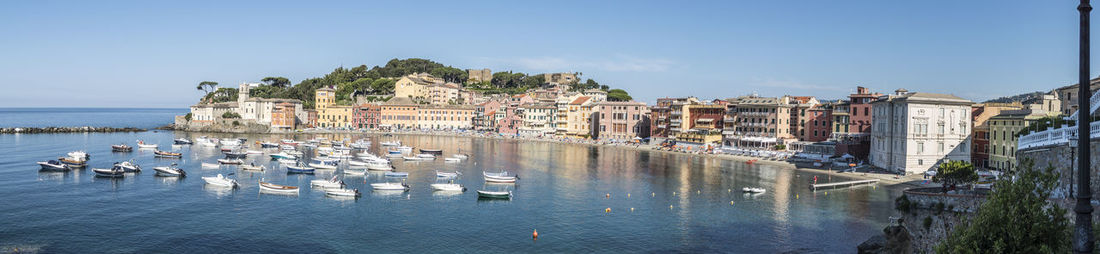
[383,96,417,105]
[316,86,335,92]
[991,109,1049,119]
[788,96,814,104]
[880,92,972,105]
[569,96,592,105]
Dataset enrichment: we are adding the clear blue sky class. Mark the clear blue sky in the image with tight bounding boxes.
[0,0,1092,107]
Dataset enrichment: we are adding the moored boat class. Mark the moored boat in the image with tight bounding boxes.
[286,164,315,174]
[202,174,238,187]
[307,158,339,169]
[324,188,361,197]
[343,167,366,175]
[371,182,409,191]
[58,157,87,168]
[444,158,461,163]
[483,170,518,183]
[111,144,133,152]
[153,164,186,177]
[136,140,157,149]
[419,148,443,155]
[67,151,90,160]
[430,183,465,192]
[115,160,141,172]
[384,171,409,177]
[742,187,766,194]
[217,158,244,165]
[93,167,125,178]
[380,141,400,146]
[173,138,193,145]
[269,152,296,160]
[260,142,279,148]
[240,163,266,171]
[477,190,512,199]
[201,162,221,168]
[452,154,469,159]
[223,151,247,159]
[310,176,344,189]
[246,150,264,155]
[154,149,182,158]
[436,171,460,178]
[415,153,436,159]
[37,160,69,171]
[259,180,299,195]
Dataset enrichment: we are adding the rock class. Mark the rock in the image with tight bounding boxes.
[0,127,146,134]
[859,225,913,254]
[858,235,886,254]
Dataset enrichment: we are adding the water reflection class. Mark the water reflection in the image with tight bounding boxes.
[203,185,234,198]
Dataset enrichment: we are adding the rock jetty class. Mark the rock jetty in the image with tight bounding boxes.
[0,126,146,134]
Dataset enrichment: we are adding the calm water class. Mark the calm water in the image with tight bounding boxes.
[0,108,185,129]
[0,110,903,253]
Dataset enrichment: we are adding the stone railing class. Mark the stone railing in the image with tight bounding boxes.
[1017,121,1100,150]
[1068,89,1100,120]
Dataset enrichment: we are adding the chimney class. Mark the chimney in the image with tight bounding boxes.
[894,88,909,96]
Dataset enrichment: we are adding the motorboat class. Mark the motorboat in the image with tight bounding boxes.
[93,167,126,178]
[483,170,518,183]
[280,145,296,151]
[380,141,400,146]
[136,140,158,148]
[402,156,427,161]
[452,154,469,159]
[201,162,220,168]
[37,160,69,171]
[444,158,461,163]
[343,167,366,175]
[153,164,186,177]
[350,141,371,149]
[114,160,141,172]
[307,158,339,169]
[246,150,264,155]
[259,181,300,195]
[197,140,217,147]
[384,171,409,177]
[154,150,182,158]
[430,183,465,192]
[365,159,393,171]
[286,164,315,174]
[436,171,461,178]
[280,139,300,145]
[311,176,345,189]
[419,148,443,156]
[485,177,517,183]
[397,146,413,152]
[260,142,279,148]
[217,158,244,165]
[324,188,361,197]
[223,151,247,159]
[111,144,133,152]
[173,138,193,145]
[742,187,766,194]
[58,157,87,168]
[415,153,436,159]
[269,152,296,160]
[285,150,304,157]
[477,190,512,199]
[276,158,297,165]
[68,151,90,160]
[220,139,242,147]
[202,174,238,188]
[371,182,409,191]
[386,150,403,157]
[347,159,368,167]
[240,164,266,171]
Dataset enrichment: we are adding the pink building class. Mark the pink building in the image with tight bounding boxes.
[592,101,651,141]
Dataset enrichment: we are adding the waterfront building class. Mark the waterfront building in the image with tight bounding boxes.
[379,97,420,129]
[495,106,521,135]
[870,89,973,174]
[591,101,650,141]
[474,99,503,131]
[1054,77,1100,115]
[987,109,1047,171]
[786,96,827,142]
[353,103,382,129]
[828,86,882,160]
[414,104,475,130]
[650,97,695,141]
[563,96,596,138]
[725,96,794,149]
[271,102,297,130]
[315,86,354,129]
[518,103,558,137]
[969,102,1023,168]
[188,102,236,126]
[188,82,304,130]
[305,110,317,127]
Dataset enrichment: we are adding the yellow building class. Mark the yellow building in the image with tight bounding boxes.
[564,96,596,138]
[316,86,354,129]
[415,104,475,130]
[380,97,420,129]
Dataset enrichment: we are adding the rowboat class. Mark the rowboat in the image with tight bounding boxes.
[37,160,69,171]
[324,188,361,197]
[415,153,436,159]
[436,171,460,178]
[384,171,409,177]
[477,190,511,199]
[259,181,299,195]
[430,183,465,192]
[111,144,133,152]
[136,140,158,149]
[307,158,339,169]
[202,174,238,187]
[311,176,344,189]
[201,162,221,168]
[419,148,443,155]
[93,167,125,177]
[286,164,315,174]
[153,164,186,177]
[217,158,244,165]
[173,138,193,145]
[115,160,141,172]
[343,167,366,175]
[444,158,461,163]
[240,164,266,171]
[371,182,409,191]
[742,187,766,194]
[58,157,87,168]
[269,152,296,160]
[452,154,469,159]
[483,170,518,183]
[154,150,182,158]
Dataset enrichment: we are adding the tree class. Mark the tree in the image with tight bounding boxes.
[370,79,396,94]
[607,89,633,101]
[429,66,468,84]
[203,88,238,103]
[935,160,1069,253]
[197,81,219,95]
[221,111,241,119]
[261,77,291,88]
[931,160,978,191]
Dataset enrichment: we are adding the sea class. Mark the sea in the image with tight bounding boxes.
[0,108,901,253]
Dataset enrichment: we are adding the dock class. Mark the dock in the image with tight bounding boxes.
[810,179,879,191]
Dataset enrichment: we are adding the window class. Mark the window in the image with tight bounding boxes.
[938,142,945,153]
[916,142,924,154]
[938,123,945,135]
[918,159,923,165]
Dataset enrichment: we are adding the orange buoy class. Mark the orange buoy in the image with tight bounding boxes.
[533,229,538,239]
[606,193,610,198]
[631,207,635,212]
[605,207,611,213]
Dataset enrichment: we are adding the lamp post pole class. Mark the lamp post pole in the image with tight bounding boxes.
[1076,0,1094,253]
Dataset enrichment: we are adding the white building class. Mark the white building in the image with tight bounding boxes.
[517,103,557,137]
[188,82,305,130]
[870,89,973,175]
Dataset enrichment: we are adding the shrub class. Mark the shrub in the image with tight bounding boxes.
[895,195,911,213]
[232,121,240,126]
[184,113,192,121]
[923,216,933,230]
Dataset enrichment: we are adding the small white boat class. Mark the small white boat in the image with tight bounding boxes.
[67,151,90,160]
[371,182,409,191]
[37,160,69,171]
[202,174,238,187]
[384,171,409,177]
[436,171,460,178]
[380,141,400,146]
[307,158,339,169]
[343,167,366,175]
[477,190,512,199]
[270,152,296,160]
[453,154,469,159]
[483,170,518,183]
[430,183,465,192]
[220,139,242,147]
[217,158,244,165]
[260,142,279,148]
[280,145,296,150]
[397,146,413,152]
[93,167,125,178]
[201,162,221,168]
[444,158,461,163]
[311,176,345,189]
[742,187,766,194]
[402,156,427,161]
[174,138,193,145]
[115,160,141,172]
[347,160,368,167]
[153,165,186,177]
[416,153,436,159]
[240,164,266,171]
[485,177,517,183]
[277,158,297,165]
[259,181,300,195]
[325,188,361,197]
[136,140,158,149]
[246,150,264,155]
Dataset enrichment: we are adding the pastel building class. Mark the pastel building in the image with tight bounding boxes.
[870,89,973,174]
[591,101,651,141]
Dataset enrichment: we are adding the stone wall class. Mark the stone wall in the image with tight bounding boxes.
[176,118,271,133]
[896,188,988,252]
[1017,140,1100,200]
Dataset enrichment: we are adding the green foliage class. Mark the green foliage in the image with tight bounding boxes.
[492,71,529,88]
[249,85,285,99]
[895,195,911,213]
[196,81,219,95]
[607,89,633,101]
[370,79,395,95]
[923,216,933,230]
[572,79,601,91]
[774,144,786,150]
[222,112,241,119]
[429,66,468,83]
[261,77,290,88]
[232,120,240,126]
[935,160,1069,253]
[932,160,978,190]
[203,88,238,103]
[184,113,192,121]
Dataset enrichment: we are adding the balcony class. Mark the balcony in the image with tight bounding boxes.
[670,128,681,132]
[670,119,681,123]
[670,111,682,116]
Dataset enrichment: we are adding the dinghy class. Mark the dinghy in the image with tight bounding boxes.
[324,188,361,197]
[371,182,409,191]
[483,170,518,183]
[111,144,133,152]
[259,180,299,195]
[386,150,403,157]
[93,167,125,178]
[477,190,511,199]
[217,158,244,165]
[419,148,443,155]
[402,156,426,161]
[37,160,69,171]
[136,140,157,149]
[742,187,766,194]
[430,183,465,192]
[154,150,182,158]
[286,164,315,174]
[436,171,460,178]
[202,174,238,188]
[310,176,344,189]
[240,163,266,171]
[384,171,409,177]
[153,164,186,177]
[115,160,141,172]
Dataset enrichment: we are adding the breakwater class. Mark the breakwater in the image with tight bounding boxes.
[0,126,146,134]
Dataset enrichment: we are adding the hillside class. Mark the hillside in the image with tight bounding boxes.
[983,91,1047,104]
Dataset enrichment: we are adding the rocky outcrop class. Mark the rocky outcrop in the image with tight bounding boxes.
[858,225,912,254]
[175,119,270,134]
[0,126,146,134]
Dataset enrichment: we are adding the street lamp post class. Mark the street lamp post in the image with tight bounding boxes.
[1076,0,1094,253]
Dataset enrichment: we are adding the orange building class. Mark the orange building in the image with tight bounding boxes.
[271,102,297,130]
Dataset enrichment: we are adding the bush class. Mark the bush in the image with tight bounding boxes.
[222,112,241,119]
[923,216,933,230]
[895,195,911,213]
[934,202,945,215]
[774,144,786,150]
[932,160,978,190]
[232,121,240,126]
[184,113,192,121]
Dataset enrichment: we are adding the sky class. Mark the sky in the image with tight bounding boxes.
[0,0,1093,108]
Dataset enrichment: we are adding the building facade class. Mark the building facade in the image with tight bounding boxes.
[987,109,1046,171]
[591,101,650,141]
[870,89,973,174]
